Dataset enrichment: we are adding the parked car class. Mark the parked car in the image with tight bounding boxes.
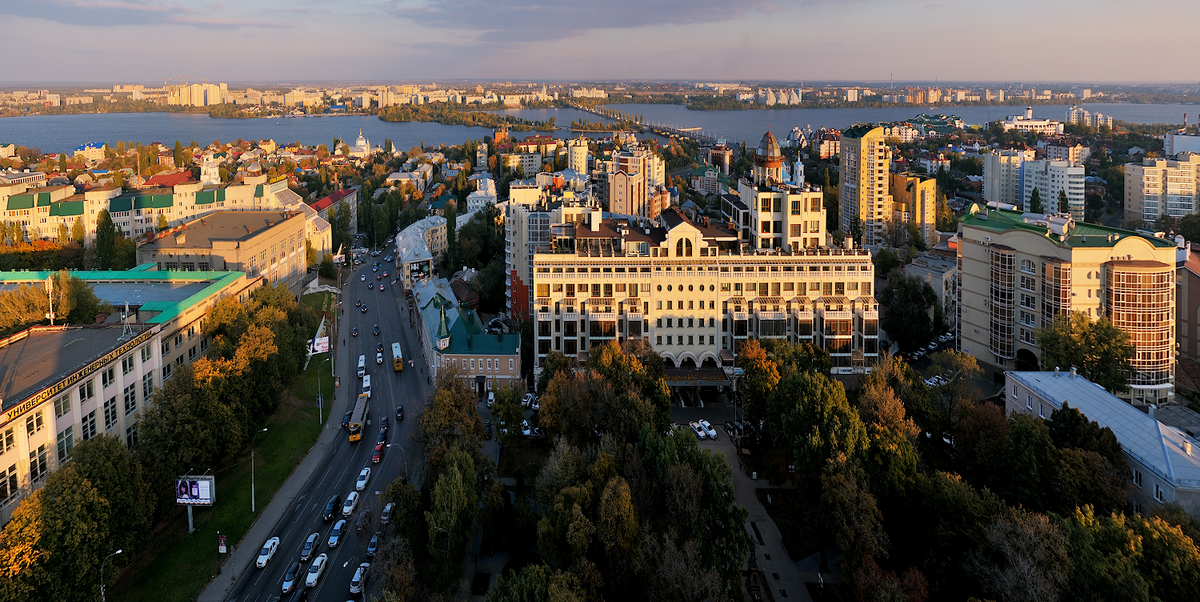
[350,562,371,594]
[521,393,534,408]
[367,532,380,558]
[698,419,718,440]
[373,324,380,336]
[355,508,372,534]
[532,397,540,411]
[300,531,320,562]
[327,520,346,548]
[381,502,394,525]
[306,553,328,587]
[483,419,492,440]
[689,421,706,440]
[377,427,387,444]
[281,561,302,594]
[322,495,341,521]
[342,491,360,517]
[927,342,938,352]
[487,391,495,408]
[256,537,280,568]
[355,467,371,491]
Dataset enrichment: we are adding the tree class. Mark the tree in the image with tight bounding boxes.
[1037,312,1135,394]
[173,141,185,167]
[770,371,867,482]
[56,223,68,244]
[970,509,1070,602]
[1058,189,1070,214]
[156,214,168,232]
[94,209,117,269]
[70,218,85,245]
[879,273,938,351]
[318,253,335,280]
[536,351,572,393]
[994,413,1059,511]
[444,203,457,271]
[1028,187,1043,213]
[736,339,779,419]
[57,154,66,173]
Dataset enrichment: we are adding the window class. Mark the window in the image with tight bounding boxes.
[656,318,663,328]
[124,384,137,415]
[161,340,171,356]
[656,336,662,345]
[125,423,139,447]
[29,445,48,483]
[122,356,135,375]
[1134,469,1143,488]
[82,410,97,441]
[1020,329,1036,344]
[79,380,94,403]
[1155,484,1165,502]
[188,346,197,360]
[1038,403,1045,418]
[509,359,514,371]
[26,411,43,437]
[1020,294,1036,309]
[53,396,70,419]
[1026,395,1033,409]
[1011,385,1017,398]
[174,334,183,347]
[162,364,172,380]
[143,373,154,401]
[2,428,12,452]
[1020,276,1036,292]
[102,367,115,388]
[0,465,17,503]
[667,318,673,328]
[104,397,118,432]
[667,336,673,345]
[56,426,73,462]
[1020,311,1036,327]
[1021,259,1036,274]
[471,359,476,371]
[141,345,152,363]
[709,336,715,345]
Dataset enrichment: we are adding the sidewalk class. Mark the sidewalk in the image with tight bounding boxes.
[197,286,351,602]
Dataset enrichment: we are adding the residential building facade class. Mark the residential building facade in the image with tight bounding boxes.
[137,211,310,287]
[1022,160,1085,218]
[983,148,1036,207]
[840,125,892,247]
[1124,154,1200,224]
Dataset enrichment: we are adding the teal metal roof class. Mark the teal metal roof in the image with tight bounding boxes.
[36,192,50,207]
[109,197,133,212]
[0,268,246,325]
[49,201,84,216]
[417,286,519,357]
[195,188,225,205]
[6,194,33,210]
[961,207,1176,249]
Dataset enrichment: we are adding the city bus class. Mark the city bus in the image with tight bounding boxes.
[391,342,403,372]
[348,393,370,443]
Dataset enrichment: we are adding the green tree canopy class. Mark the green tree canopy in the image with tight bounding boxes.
[1029,187,1043,213]
[94,209,116,269]
[1036,312,1135,394]
[879,273,938,351]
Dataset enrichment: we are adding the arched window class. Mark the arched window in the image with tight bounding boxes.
[675,238,693,257]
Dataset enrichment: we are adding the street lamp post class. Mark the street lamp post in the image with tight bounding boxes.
[251,427,267,512]
[100,549,122,602]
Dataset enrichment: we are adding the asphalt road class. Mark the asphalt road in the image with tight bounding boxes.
[227,259,428,602]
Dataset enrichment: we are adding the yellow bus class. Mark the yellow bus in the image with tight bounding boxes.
[348,393,369,442]
[391,342,403,372]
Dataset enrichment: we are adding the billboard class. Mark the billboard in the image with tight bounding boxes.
[176,475,215,506]
[310,337,329,353]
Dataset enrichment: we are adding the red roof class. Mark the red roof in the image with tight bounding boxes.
[142,172,194,188]
[308,188,355,212]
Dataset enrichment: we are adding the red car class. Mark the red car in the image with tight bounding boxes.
[372,443,384,464]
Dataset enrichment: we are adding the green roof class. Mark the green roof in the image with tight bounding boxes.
[961,207,1176,249]
[842,123,879,139]
[0,268,246,325]
[36,192,51,207]
[254,184,264,198]
[6,194,33,210]
[49,201,84,217]
[419,290,518,357]
[109,197,132,212]
[195,189,225,205]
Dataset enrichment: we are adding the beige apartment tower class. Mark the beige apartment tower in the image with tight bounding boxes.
[840,125,893,246]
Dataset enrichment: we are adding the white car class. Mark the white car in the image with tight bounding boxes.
[255,536,280,568]
[360,274,366,282]
[355,467,371,491]
[350,562,371,594]
[522,393,534,408]
[689,421,706,440]
[376,352,384,364]
[698,419,718,440]
[306,553,328,588]
[342,491,359,517]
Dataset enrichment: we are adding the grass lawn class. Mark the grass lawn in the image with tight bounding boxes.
[757,488,825,562]
[497,437,553,480]
[113,357,334,602]
[300,291,337,315]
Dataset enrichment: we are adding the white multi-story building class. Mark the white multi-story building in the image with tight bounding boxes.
[983,148,1036,207]
[1022,160,1085,218]
[998,107,1065,135]
[1065,105,1113,129]
[1166,130,1200,157]
[1125,154,1200,224]
[566,137,589,175]
[531,208,877,381]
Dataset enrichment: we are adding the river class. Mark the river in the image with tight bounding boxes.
[3,103,1194,154]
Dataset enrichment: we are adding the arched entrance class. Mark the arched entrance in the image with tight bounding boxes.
[1015,348,1040,372]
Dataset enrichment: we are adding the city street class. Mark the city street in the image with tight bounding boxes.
[224,259,429,602]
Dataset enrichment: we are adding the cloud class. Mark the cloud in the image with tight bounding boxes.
[387,0,786,41]
[0,0,272,29]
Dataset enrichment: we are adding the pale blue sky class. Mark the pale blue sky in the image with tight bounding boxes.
[0,0,1195,84]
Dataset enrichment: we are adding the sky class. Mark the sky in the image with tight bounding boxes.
[0,0,1197,84]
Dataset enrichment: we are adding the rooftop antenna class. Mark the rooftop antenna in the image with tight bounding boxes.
[45,275,55,326]
[118,301,135,341]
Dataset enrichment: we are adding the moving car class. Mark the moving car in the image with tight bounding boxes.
[351,326,359,337]
[376,352,384,364]
[383,271,388,278]
[341,411,352,429]
[373,324,380,336]
[362,302,368,310]
[698,419,718,440]
[342,491,359,517]
[379,284,384,291]
[355,508,372,533]
[349,562,371,595]
[356,298,362,307]
[376,343,385,354]
[256,537,280,568]
[380,416,389,432]
[300,531,320,562]
[372,442,384,464]
[395,405,404,421]
[327,520,346,548]
[381,502,394,525]
[360,275,365,282]
[367,532,380,558]
[377,427,387,444]
[689,421,706,440]
[322,494,341,521]
[281,561,302,594]
[367,283,373,290]
[305,553,328,587]
[356,467,371,491]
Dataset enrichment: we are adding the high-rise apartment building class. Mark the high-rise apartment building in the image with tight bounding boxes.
[1022,160,1085,218]
[1125,154,1200,224]
[958,206,1177,405]
[840,125,892,246]
[531,208,877,382]
[888,173,938,248]
[983,148,1036,207]
[566,137,588,174]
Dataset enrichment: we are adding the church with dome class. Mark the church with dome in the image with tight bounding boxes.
[733,131,828,251]
[347,130,372,159]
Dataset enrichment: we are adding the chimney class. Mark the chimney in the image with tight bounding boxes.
[1054,366,1060,376]
[1070,367,1077,378]
[1149,404,1157,419]
[1186,439,1194,457]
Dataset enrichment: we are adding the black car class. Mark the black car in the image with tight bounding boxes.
[356,298,362,307]
[380,416,389,432]
[373,325,380,336]
[355,509,372,534]
[377,427,387,444]
[351,326,358,337]
[342,411,352,429]
[395,405,404,421]
[361,304,368,312]
[483,419,493,440]
[376,343,384,353]
[367,532,380,558]
[322,494,341,522]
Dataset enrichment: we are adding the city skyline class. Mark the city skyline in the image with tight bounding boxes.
[0,0,1195,83]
